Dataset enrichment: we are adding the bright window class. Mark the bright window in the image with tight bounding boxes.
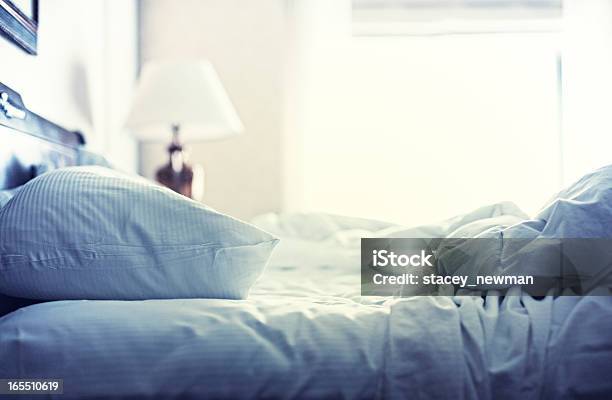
[286,0,562,225]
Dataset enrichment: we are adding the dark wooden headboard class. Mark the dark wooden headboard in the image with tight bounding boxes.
[0,81,86,190]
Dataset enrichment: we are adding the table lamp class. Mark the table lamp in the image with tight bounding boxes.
[126,60,243,200]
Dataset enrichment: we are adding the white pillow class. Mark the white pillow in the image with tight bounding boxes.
[0,166,278,300]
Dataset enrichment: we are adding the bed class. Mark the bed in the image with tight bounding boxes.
[1,81,612,399]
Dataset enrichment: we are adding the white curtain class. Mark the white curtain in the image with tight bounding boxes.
[562,0,612,185]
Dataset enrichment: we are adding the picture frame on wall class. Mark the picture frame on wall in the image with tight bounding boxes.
[0,0,38,55]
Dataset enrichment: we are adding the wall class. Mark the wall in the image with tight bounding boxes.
[139,0,286,221]
[0,0,138,171]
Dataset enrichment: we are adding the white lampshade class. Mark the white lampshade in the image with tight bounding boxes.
[125,60,243,142]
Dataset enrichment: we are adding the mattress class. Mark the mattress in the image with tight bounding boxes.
[1,210,612,399]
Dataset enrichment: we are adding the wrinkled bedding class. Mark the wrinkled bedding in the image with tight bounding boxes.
[2,167,612,399]
[2,286,610,399]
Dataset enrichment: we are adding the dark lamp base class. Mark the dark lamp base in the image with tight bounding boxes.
[156,161,194,198]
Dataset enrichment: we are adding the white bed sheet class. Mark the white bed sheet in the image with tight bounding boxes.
[1,204,611,399]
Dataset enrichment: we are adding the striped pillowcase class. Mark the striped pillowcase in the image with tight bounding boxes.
[0,166,278,300]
